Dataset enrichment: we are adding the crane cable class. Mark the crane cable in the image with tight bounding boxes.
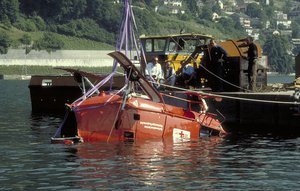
[150,81,300,105]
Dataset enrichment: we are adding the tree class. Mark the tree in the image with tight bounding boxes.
[292,22,300,38]
[0,0,19,23]
[58,0,87,22]
[85,0,122,33]
[282,0,292,14]
[246,3,262,18]
[20,34,31,45]
[212,2,221,15]
[33,33,64,53]
[0,32,11,54]
[263,35,293,74]
[186,0,199,16]
[218,17,235,33]
[20,34,32,54]
[200,6,213,21]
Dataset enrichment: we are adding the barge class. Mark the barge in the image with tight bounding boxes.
[28,33,300,135]
[29,73,124,114]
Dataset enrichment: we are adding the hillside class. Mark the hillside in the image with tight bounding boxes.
[0,1,298,51]
[0,0,298,74]
[0,0,250,52]
[0,24,114,50]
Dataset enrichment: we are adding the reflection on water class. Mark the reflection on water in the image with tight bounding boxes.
[0,80,300,190]
[71,139,224,190]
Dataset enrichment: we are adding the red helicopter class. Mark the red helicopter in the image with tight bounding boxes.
[51,51,226,144]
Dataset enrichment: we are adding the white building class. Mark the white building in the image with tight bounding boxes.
[212,12,220,21]
[275,11,288,20]
[276,20,292,29]
[163,0,182,7]
[162,0,184,14]
[218,0,224,10]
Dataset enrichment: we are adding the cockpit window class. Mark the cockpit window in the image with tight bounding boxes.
[144,36,210,53]
[167,37,209,53]
[153,39,166,52]
[145,39,152,52]
[144,39,166,52]
[168,41,176,52]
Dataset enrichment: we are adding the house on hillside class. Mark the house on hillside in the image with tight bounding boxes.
[164,0,182,7]
[244,0,259,4]
[233,13,252,28]
[217,0,224,10]
[212,12,220,22]
[158,0,185,14]
[274,11,292,30]
[196,0,204,8]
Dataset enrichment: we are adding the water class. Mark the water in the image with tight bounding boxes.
[267,74,295,84]
[0,80,300,190]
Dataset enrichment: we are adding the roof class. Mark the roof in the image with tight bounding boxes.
[140,33,213,39]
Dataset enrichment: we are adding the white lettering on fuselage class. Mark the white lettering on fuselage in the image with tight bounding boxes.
[140,121,163,131]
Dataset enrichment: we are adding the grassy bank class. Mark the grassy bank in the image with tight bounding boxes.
[0,65,123,75]
[0,25,115,50]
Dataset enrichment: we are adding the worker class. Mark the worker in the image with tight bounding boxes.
[246,36,258,91]
[208,39,228,92]
[145,56,164,88]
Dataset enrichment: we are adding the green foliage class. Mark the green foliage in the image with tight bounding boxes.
[264,5,274,19]
[292,22,300,38]
[33,32,64,53]
[0,32,11,54]
[212,2,221,15]
[85,0,122,33]
[57,18,115,44]
[246,3,263,18]
[20,34,31,45]
[0,65,120,75]
[0,15,12,29]
[263,35,294,74]
[0,0,288,52]
[134,9,157,34]
[19,33,32,54]
[58,0,87,22]
[282,0,293,14]
[32,16,46,30]
[14,17,37,32]
[0,0,19,23]
[14,15,46,32]
[200,6,213,21]
[186,0,199,16]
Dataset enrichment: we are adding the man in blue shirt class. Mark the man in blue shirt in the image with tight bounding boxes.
[176,60,197,89]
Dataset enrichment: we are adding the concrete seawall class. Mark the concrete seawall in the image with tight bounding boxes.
[0,49,115,67]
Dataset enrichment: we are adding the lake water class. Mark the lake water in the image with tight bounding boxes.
[267,74,295,84]
[0,80,300,190]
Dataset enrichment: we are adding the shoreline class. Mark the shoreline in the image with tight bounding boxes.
[0,74,32,80]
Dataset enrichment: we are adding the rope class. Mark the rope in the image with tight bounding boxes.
[107,103,123,143]
[53,111,69,138]
[161,92,203,104]
[73,85,127,112]
[200,63,250,92]
[73,72,116,107]
[150,81,300,105]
